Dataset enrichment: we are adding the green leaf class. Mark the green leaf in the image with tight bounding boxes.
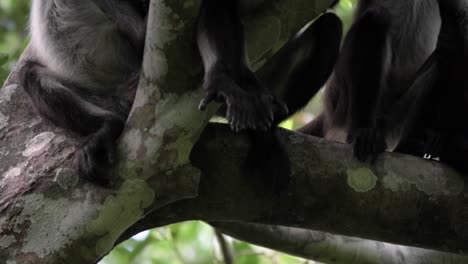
[0,53,8,65]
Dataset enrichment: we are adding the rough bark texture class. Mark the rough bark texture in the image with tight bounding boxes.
[0,0,348,263]
[124,125,468,257]
[1,0,468,263]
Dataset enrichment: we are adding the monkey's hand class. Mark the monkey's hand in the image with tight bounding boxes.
[77,135,118,186]
[349,127,387,163]
[199,70,288,132]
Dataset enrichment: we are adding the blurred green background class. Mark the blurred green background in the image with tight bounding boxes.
[0,0,356,263]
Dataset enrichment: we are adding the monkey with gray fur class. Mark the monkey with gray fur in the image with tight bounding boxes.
[21,0,149,185]
[299,0,441,162]
[20,0,342,186]
[389,0,468,174]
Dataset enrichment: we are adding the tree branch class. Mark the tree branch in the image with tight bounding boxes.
[124,125,468,255]
[215,229,234,264]
[212,222,468,264]
[0,0,335,263]
[4,0,466,263]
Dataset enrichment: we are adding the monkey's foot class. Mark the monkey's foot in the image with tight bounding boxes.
[77,135,117,186]
[199,73,288,131]
[423,130,444,160]
[349,127,387,162]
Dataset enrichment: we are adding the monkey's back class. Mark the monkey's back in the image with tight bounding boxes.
[29,0,145,93]
[358,0,441,96]
[318,0,442,146]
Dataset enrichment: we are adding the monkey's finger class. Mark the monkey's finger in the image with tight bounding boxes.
[198,91,217,111]
[245,108,256,130]
[238,107,249,131]
[232,108,241,132]
[261,94,275,119]
[257,106,271,131]
[256,104,272,130]
[274,98,289,119]
[225,96,234,124]
[225,97,244,132]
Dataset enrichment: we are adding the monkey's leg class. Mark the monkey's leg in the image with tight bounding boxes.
[340,7,392,162]
[197,0,287,132]
[393,0,467,159]
[20,61,127,185]
[429,0,468,172]
[259,12,342,122]
[275,12,343,137]
[390,53,440,155]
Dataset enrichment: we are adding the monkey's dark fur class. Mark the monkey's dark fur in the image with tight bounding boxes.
[392,0,468,174]
[301,0,468,175]
[21,0,342,187]
[299,0,441,162]
[21,0,148,184]
[197,0,342,192]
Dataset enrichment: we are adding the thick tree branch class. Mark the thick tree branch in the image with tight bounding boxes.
[0,0,334,263]
[124,125,468,255]
[212,222,468,264]
[3,0,466,263]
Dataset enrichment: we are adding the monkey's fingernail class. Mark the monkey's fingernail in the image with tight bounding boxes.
[198,101,207,111]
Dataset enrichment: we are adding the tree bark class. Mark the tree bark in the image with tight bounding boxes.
[123,125,468,256]
[0,0,343,263]
[2,0,468,263]
[212,222,468,264]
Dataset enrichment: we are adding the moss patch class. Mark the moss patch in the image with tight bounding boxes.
[347,167,377,192]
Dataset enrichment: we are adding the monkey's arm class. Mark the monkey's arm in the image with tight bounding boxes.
[334,7,391,161]
[94,0,147,51]
[396,0,468,173]
[398,0,468,151]
[197,0,288,131]
[388,54,440,155]
[259,12,342,121]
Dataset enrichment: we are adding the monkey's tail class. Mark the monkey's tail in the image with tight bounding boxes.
[243,128,291,194]
[241,12,343,194]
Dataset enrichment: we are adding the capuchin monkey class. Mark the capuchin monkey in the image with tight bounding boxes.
[299,0,442,162]
[20,0,342,186]
[390,0,468,174]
